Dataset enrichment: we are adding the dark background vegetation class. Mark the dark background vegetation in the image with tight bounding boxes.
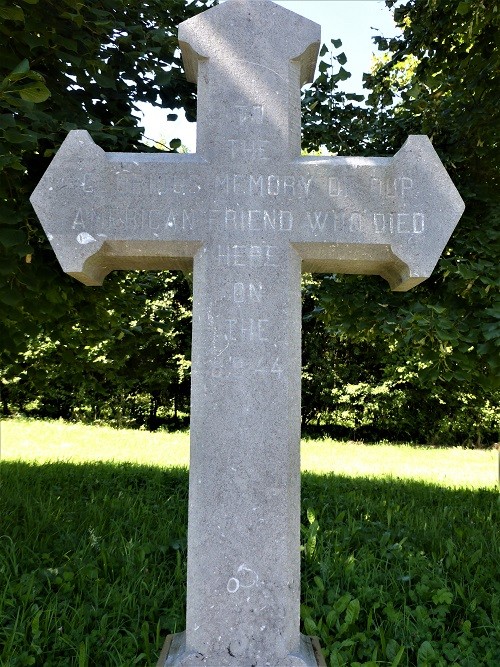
[1,0,498,445]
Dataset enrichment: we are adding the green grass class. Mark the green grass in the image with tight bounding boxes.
[301,438,498,490]
[1,418,498,489]
[0,418,499,666]
[0,418,191,468]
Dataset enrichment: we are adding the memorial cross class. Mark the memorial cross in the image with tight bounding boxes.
[30,1,464,665]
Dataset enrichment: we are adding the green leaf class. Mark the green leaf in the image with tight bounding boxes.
[432,588,453,605]
[18,82,50,102]
[0,290,23,306]
[93,73,116,89]
[338,67,351,81]
[333,593,352,614]
[313,575,324,592]
[407,83,421,98]
[0,228,26,248]
[331,38,342,49]
[78,642,87,667]
[344,598,360,626]
[303,616,317,635]
[345,93,364,102]
[0,114,16,129]
[31,609,42,636]
[330,651,346,667]
[169,138,182,150]
[0,6,25,21]
[337,52,347,66]
[12,58,30,75]
[4,127,37,144]
[2,71,30,85]
[386,640,405,666]
[319,44,328,57]
[417,641,436,664]
[300,603,313,620]
[155,70,172,86]
[326,608,338,627]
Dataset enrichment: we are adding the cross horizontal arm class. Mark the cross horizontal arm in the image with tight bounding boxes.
[31,132,464,291]
[30,130,206,285]
[289,135,464,289]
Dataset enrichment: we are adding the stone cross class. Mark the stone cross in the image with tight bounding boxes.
[30,1,464,665]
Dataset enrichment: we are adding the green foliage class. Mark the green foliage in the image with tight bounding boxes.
[362,0,500,389]
[3,270,497,443]
[301,0,499,429]
[0,461,188,666]
[1,460,497,664]
[2,272,192,430]
[301,474,499,666]
[0,0,213,357]
[301,277,499,445]
[301,38,368,156]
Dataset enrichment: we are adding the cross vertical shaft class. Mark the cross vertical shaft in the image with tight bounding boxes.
[179,0,319,160]
[187,241,304,663]
[177,3,321,661]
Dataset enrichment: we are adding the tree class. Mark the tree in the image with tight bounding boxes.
[2,271,192,428]
[361,1,499,392]
[0,0,213,360]
[299,0,499,443]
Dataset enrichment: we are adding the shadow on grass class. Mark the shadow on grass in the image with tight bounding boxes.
[1,461,498,666]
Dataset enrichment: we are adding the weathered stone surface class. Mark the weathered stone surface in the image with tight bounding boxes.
[30,1,464,665]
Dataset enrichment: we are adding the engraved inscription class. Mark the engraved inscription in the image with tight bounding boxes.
[371,176,413,197]
[215,174,311,198]
[306,211,329,231]
[217,244,278,267]
[373,212,424,233]
[71,207,196,232]
[115,172,202,197]
[81,173,94,193]
[327,175,414,199]
[209,208,292,232]
[166,209,195,230]
[328,177,342,197]
[304,211,362,233]
[303,210,425,234]
[254,357,284,379]
[235,104,264,125]
[228,139,270,160]
[233,283,263,303]
[73,209,85,229]
[226,318,269,342]
[211,356,284,379]
[70,206,425,237]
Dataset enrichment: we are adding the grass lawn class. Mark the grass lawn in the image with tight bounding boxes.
[1,418,499,666]
[1,417,497,489]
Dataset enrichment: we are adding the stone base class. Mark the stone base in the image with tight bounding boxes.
[156,632,326,667]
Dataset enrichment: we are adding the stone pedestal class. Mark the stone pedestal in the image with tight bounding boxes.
[156,632,326,667]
